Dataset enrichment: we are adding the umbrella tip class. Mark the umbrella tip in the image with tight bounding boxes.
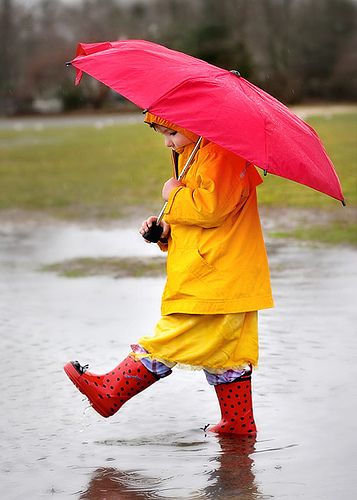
[230,70,241,77]
[341,199,346,207]
[65,61,72,67]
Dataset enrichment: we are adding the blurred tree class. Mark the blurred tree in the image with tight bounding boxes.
[245,0,305,102]
[292,0,356,100]
[250,0,357,102]
[1,0,356,115]
[59,83,86,112]
[329,31,357,100]
[158,0,254,78]
[0,0,16,113]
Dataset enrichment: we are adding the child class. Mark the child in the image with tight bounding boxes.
[64,113,274,435]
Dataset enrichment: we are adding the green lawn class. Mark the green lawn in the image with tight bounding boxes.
[1,112,356,244]
[271,221,357,246]
[0,123,170,219]
[41,256,166,278]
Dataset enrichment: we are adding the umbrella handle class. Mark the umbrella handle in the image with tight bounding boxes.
[142,136,203,243]
[142,220,165,243]
[142,201,168,242]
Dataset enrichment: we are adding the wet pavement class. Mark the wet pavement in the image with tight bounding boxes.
[0,113,143,131]
[1,219,357,499]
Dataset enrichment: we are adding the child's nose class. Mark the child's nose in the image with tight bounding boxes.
[164,136,174,148]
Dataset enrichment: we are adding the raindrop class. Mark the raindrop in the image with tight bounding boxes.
[82,405,92,415]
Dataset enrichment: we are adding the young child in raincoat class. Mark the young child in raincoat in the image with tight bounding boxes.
[64,113,274,435]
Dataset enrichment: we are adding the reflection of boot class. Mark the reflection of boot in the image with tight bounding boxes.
[79,467,153,500]
[64,356,159,418]
[209,375,257,435]
[204,435,258,498]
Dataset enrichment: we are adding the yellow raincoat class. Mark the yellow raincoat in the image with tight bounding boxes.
[137,114,274,371]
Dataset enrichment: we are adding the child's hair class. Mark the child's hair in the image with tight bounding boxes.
[148,123,157,130]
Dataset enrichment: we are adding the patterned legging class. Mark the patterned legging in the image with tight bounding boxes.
[132,344,251,385]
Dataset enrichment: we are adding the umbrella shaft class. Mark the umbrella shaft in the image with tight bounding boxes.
[177,136,203,181]
[156,202,168,224]
[156,136,202,225]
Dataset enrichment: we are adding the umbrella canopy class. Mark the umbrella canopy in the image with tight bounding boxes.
[69,40,344,203]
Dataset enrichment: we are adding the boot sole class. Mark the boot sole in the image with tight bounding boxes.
[208,424,257,435]
[63,362,110,418]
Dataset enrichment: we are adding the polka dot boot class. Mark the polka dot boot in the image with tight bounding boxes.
[63,356,159,418]
[209,375,257,435]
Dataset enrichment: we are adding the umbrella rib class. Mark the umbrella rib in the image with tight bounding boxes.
[147,73,227,116]
[146,76,198,111]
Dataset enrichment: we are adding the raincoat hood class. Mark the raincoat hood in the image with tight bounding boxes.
[144,112,199,143]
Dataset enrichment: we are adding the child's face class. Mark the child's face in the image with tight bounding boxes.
[154,124,193,150]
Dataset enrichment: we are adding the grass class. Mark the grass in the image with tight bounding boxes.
[271,221,357,246]
[0,123,169,219]
[41,256,166,278]
[1,111,356,245]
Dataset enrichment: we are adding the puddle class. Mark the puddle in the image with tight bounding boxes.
[0,221,159,267]
[0,220,356,499]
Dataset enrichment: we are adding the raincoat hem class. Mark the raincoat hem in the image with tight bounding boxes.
[131,350,258,374]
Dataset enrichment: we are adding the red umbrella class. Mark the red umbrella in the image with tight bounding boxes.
[68,39,344,203]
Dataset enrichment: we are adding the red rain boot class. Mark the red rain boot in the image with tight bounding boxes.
[209,375,257,435]
[63,355,159,418]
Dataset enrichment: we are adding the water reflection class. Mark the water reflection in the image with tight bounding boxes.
[79,467,159,499]
[80,435,260,499]
[2,219,356,499]
[204,435,260,499]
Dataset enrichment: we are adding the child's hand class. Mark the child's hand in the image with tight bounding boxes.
[139,216,171,243]
[162,177,183,201]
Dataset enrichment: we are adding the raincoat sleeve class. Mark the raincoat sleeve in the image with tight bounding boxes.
[157,240,168,252]
[164,146,251,228]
